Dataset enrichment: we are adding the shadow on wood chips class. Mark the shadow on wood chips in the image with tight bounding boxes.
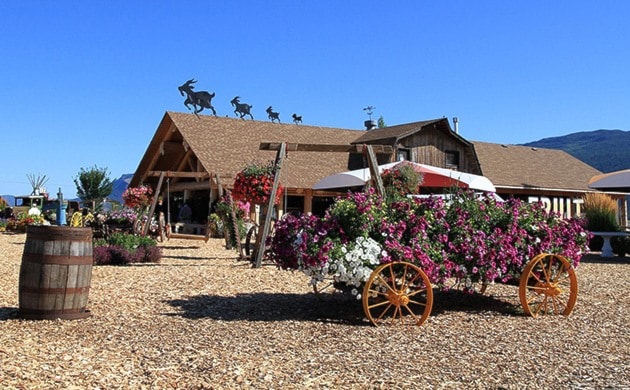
[164,289,522,325]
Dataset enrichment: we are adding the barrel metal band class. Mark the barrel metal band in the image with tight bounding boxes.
[20,286,91,294]
[21,253,93,265]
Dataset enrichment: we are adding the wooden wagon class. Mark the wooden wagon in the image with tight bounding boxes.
[243,142,581,326]
[359,253,578,326]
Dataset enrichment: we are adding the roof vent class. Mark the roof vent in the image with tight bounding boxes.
[363,106,377,130]
[364,120,377,130]
[452,117,459,133]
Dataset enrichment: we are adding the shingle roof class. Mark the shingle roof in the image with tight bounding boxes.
[351,118,472,146]
[132,112,603,195]
[472,141,602,192]
[132,112,365,189]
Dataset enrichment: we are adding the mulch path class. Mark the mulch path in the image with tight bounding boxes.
[0,232,628,389]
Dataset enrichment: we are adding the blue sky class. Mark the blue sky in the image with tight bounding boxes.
[1,1,628,198]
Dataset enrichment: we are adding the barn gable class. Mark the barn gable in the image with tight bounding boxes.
[130,112,365,193]
[352,118,480,173]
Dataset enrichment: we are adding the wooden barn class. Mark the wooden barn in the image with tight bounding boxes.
[130,112,621,232]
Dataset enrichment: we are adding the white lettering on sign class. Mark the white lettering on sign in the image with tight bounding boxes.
[527,197,584,218]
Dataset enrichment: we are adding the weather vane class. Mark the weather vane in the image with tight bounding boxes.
[363,106,376,120]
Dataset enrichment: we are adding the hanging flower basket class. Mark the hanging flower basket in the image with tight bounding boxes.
[232,160,283,205]
[122,185,153,210]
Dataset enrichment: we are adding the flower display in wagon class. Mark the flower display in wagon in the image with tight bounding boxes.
[232,160,283,205]
[266,187,591,297]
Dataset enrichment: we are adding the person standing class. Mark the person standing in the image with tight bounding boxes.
[178,203,192,223]
[154,197,167,241]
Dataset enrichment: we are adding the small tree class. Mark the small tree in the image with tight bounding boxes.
[74,165,114,210]
[377,115,387,128]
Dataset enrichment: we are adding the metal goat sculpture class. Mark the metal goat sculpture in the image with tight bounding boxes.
[292,113,302,125]
[266,106,281,123]
[178,79,217,116]
[230,96,254,120]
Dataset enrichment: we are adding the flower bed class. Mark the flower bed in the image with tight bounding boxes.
[266,189,590,297]
[93,232,162,265]
[4,212,49,233]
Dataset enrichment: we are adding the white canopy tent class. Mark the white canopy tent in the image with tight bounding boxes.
[313,161,496,192]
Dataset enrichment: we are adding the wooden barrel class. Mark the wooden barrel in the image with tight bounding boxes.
[19,226,93,320]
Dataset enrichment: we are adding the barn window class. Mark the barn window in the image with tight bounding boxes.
[397,148,411,161]
[445,150,460,169]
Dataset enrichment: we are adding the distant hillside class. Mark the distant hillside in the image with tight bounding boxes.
[522,129,630,173]
[2,174,132,207]
[109,174,133,204]
[1,195,15,207]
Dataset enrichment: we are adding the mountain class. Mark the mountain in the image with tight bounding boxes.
[1,195,15,207]
[1,175,132,207]
[522,129,630,173]
[109,174,133,204]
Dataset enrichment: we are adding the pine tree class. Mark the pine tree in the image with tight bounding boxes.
[377,115,387,128]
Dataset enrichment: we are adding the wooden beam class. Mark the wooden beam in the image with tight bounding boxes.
[144,171,165,236]
[365,145,385,197]
[160,141,183,155]
[254,142,287,268]
[147,171,210,178]
[259,142,393,154]
[168,181,215,192]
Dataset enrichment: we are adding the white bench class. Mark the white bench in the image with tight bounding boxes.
[591,231,630,257]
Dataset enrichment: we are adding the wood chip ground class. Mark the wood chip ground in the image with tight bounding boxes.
[0,233,628,389]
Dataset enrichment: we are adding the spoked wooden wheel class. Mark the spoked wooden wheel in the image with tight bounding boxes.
[362,261,433,326]
[133,219,144,235]
[70,212,83,227]
[519,253,578,317]
[244,224,258,257]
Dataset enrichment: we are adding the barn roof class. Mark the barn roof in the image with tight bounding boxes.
[130,112,365,189]
[352,118,471,146]
[131,112,603,196]
[472,141,602,192]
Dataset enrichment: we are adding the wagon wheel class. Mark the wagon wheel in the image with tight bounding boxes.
[519,253,578,317]
[362,261,433,326]
[249,217,277,266]
[244,223,258,257]
[133,219,144,235]
[70,212,83,227]
[83,213,94,226]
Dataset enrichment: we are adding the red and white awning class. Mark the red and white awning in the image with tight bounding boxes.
[313,161,496,193]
